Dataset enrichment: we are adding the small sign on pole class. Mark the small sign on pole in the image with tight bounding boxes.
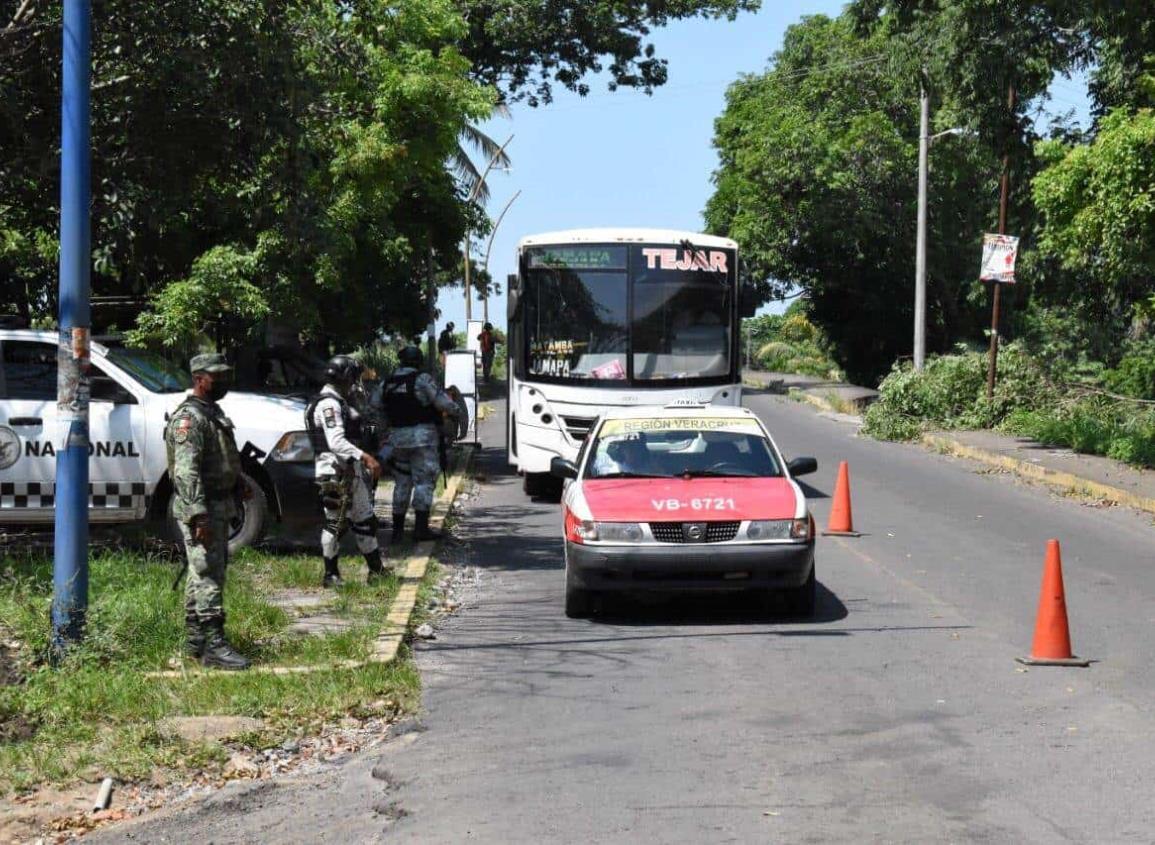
[980,234,1019,284]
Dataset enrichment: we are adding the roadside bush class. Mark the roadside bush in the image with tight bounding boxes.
[1005,396,1155,468]
[351,342,400,380]
[1103,342,1155,400]
[863,343,1055,441]
[756,340,843,379]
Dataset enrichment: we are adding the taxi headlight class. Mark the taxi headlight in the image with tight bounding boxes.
[593,522,644,543]
[746,519,809,541]
[270,431,315,463]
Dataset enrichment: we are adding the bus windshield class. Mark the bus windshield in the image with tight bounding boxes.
[521,242,735,385]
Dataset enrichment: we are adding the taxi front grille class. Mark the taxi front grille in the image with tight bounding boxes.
[649,522,740,543]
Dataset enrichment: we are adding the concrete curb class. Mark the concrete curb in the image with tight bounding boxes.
[921,433,1155,517]
[146,448,474,680]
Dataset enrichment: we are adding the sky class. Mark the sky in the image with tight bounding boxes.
[437,1,1091,334]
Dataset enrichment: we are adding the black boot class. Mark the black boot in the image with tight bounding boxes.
[185,611,205,659]
[365,549,392,584]
[413,510,442,542]
[322,556,343,588]
[201,616,251,671]
[390,511,407,545]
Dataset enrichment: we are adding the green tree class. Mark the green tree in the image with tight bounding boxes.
[0,0,495,349]
[456,0,760,105]
[1032,106,1155,326]
[706,13,999,384]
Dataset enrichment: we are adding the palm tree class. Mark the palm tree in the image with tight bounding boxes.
[452,105,512,205]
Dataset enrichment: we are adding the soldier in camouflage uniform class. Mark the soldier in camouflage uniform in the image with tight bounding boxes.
[380,346,460,543]
[164,353,250,670]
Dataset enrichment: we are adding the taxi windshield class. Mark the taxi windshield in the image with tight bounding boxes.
[585,419,782,479]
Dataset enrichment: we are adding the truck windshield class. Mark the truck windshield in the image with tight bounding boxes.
[105,348,190,393]
[521,242,735,385]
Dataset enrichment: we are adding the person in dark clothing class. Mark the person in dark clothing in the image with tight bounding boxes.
[437,322,457,367]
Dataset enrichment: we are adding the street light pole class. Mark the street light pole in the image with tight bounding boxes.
[481,189,522,324]
[53,0,92,656]
[914,81,930,371]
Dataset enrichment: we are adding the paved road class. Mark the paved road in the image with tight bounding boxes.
[98,391,1155,843]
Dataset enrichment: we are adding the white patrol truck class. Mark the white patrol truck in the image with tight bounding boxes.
[0,330,320,551]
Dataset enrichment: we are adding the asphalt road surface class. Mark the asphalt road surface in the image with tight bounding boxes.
[97,390,1155,843]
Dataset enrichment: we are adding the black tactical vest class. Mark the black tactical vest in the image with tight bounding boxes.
[382,372,440,427]
[304,392,362,453]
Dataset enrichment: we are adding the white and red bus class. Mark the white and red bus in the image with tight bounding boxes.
[506,228,746,495]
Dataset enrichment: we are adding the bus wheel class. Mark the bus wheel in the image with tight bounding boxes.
[523,472,549,497]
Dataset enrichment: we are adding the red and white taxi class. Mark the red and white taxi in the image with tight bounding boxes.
[550,405,818,618]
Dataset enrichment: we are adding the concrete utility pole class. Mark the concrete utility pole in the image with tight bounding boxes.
[914,82,930,371]
[53,0,92,656]
[987,82,1017,399]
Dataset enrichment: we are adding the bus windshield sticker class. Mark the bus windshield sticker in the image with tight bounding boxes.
[600,417,760,435]
[527,246,628,271]
[590,359,626,380]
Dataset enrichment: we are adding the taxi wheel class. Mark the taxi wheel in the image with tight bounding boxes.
[565,583,595,618]
[783,563,817,617]
[564,558,595,618]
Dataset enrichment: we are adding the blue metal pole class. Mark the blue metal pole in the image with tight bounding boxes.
[52,0,92,656]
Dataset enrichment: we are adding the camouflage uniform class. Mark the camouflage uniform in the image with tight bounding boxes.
[166,395,241,620]
[165,352,250,670]
[381,366,460,538]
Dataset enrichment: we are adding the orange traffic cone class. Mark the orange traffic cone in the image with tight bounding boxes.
[1016,539,1090,667]
[822,461,859,536]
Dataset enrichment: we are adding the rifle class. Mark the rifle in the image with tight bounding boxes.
[318,457,357,537]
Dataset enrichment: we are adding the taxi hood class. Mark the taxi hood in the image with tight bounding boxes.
[579,476,803,522]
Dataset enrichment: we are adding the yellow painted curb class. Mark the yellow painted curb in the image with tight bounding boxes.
[146,449,474,680]
[922,433,1155,516]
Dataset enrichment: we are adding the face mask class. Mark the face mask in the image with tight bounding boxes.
[207,379,231,402]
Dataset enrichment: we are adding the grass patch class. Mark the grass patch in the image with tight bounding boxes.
[0,546,416,795]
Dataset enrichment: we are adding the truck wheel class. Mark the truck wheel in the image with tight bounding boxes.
[165,471,268,555]
[228,473,268,553]
[782,562,817,618]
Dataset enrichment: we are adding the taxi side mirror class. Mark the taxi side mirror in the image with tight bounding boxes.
[550,456,578,480]
[787,456,817,477]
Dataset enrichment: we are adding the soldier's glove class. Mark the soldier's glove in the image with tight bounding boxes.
[190,514,212,546]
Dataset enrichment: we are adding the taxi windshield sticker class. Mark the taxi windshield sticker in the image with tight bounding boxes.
[600,417,760,436]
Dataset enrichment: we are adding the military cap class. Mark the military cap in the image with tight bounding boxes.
[190,352,232,374]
